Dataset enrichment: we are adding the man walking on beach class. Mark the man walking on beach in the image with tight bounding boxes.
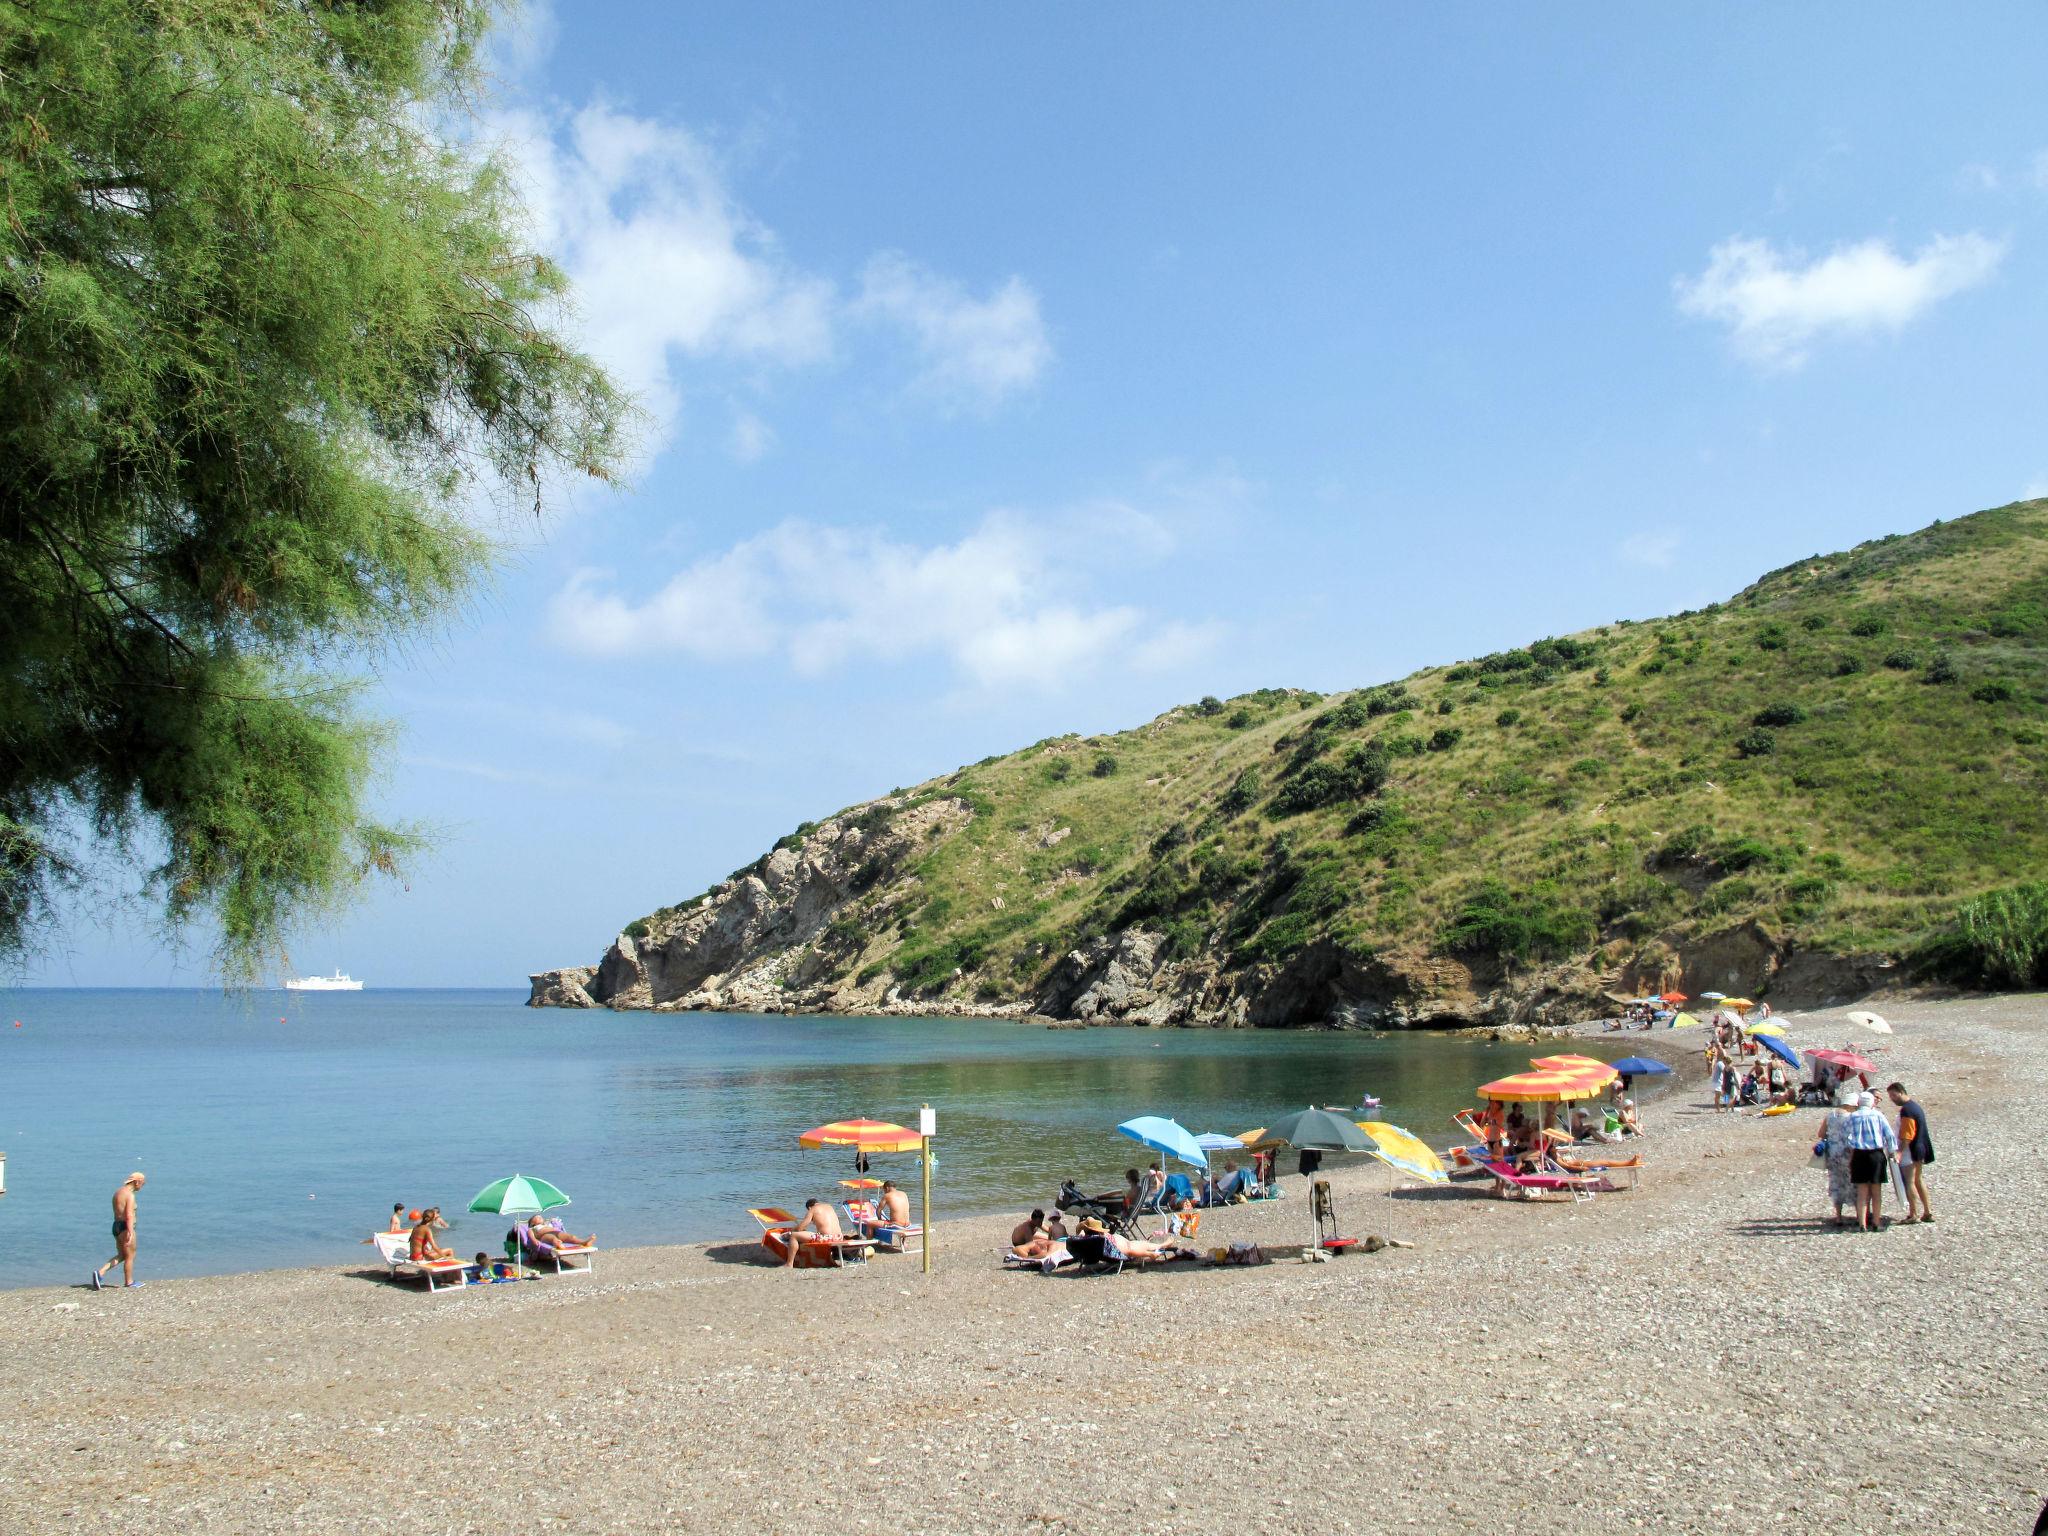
[91,1172,146,1289]
[1887,1082,1936,1224]
[1843,1092,1898,1232]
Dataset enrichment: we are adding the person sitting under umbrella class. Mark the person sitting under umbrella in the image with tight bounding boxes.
[779,1199,842,1267]
[524,1212,595,1255]
[1618,1099,1642,1137]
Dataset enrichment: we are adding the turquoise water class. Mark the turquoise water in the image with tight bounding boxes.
[0,989,1604,1288]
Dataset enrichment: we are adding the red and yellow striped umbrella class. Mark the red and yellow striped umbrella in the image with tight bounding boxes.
[1531,1053,1621,1083]
[798,1119,924,1153]
[1476,1067,1613,1103]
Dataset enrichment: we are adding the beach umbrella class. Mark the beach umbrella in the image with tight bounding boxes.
[1116,1115,1209,1170]
[1256,1107,1375,1260]
[1475,1067,1612,1103]
[1607,1056,1672,1078]
[1721,997,1755,1011]
[1356,1121,1448,1185]
[798,1119,924,1153]
[1532,1053,1621,1082]
[1700,991,1726,1002]
[1669,1011,1701,1030]
[468,1173,570,1216]
[1196,1132,1249,1153]
[1807,1048,1878,1075]
[1660,992,1688,1004]
[838,1178,884,1190]
[1845,1010,1893,1036]
[1759,1034,1801,1070]
[1744,1021,1788,1038]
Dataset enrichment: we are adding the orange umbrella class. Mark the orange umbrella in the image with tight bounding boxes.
[797,1119,924,1153]
[1532,1054,1621,1082]
[1476,1067,1613,1102]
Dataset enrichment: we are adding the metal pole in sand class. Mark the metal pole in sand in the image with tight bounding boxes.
[919,1103,936,1275]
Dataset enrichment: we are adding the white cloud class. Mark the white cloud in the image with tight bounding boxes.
[1675,232,2006,368]
[546,489,1223,692]
[729,409,775,464]
[855,254,1051,409]
[485,104,1051,451]
[1958,163,2001,193]
[1618,530,1681,569]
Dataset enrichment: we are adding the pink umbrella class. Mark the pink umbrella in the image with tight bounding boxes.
[1807,1048,1878,1075]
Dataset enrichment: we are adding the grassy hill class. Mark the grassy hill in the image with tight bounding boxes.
[577,500,2048,1023]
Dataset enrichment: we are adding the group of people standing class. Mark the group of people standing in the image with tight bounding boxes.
[1815,1083,1935,1232]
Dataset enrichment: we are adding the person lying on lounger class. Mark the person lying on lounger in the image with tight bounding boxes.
[1011,1209,1049,1247]
[524,1214,595,1252]
[1011,1229,1066,1262]
[410,1209,457,1264]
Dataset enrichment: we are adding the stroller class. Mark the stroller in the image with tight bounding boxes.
[1056,1178,1138,1237]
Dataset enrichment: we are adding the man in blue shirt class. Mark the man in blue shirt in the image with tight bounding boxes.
[1886,1082,1936,1225]
[1843,1092,1899,1232]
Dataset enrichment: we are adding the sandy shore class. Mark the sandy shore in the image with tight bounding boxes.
[3,996,2044,1535]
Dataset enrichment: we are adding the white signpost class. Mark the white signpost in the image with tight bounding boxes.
[918,1104,936,1274]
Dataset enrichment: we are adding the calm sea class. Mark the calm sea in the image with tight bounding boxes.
[0,988,1608,1288]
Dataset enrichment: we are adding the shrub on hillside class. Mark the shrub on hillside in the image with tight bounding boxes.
[1219,768,1263,816]
[1364,686,1411,718]
[623,918,651,940]
[1753,702,1807,727]
[1383,733,1425,756]
[1923,653,1958,684]
[1495,708,1522,727]
[1882,649,1918,671]
[1756,623,1788,651]
[1439,880,1597,962]
[1849,614,1887,637]
[1092,753,1119,778]
[1834,654,1864,676]
[772,820,819,853]
[1734,729,1776,758]
[1044,757,1074,783]
[1437,698,1456,715]
[1922,882,2048,987]
[1800,614,1830,632]
[1195,695,1226,716]
[1987,603,2045,638]
[1973,680,2017,704]
[1444,664,1478,683]
[1225,707,1254,729]
[1427,727,1463,752]
[1270,744,1390,816]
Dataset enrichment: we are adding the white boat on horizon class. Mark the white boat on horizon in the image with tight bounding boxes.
[284,970,364,992]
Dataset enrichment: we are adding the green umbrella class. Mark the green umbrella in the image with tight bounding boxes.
[1258,1108,1373,1260]
[470,1175,571,1267]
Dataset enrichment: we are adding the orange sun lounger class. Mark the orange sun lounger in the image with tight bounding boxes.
[748,1206,858,1268]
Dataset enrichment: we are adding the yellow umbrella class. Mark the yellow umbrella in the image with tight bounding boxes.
[1721,998,1756,1010]
[1744,1022,1788,1039]
[1355,1121,1448,1184]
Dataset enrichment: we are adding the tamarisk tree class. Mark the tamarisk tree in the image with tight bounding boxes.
[0,1,628,976]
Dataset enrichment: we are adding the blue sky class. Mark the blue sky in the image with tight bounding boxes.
[35,2,2048,986]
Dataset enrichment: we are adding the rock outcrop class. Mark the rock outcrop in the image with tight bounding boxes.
[527,966,598,1008]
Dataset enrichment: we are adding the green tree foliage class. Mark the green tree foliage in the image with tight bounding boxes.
[0,1,628,976]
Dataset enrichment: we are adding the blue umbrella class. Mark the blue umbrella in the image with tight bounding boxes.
[1195,1132,1247,1153]
[1608,1056,1674,1077]
[1758,1034,1800,1069]
[1116,1116,1209,1170]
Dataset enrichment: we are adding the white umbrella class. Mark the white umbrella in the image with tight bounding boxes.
[1845,1010,1893,1036]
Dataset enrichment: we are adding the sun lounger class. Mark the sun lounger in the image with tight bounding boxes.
[1479,1159,1604,1204]
[749,1206,869,1268]
[512,1222,598,1276]
[370,1231,468,1293]
[1553,1151,1642,1190]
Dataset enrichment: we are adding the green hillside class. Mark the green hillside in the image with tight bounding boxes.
[616,501,2048,1019]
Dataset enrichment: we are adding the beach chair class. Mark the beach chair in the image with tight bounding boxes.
[748,1207,864,1268]
[370,1231,468,1293]
[1552,1151,1642,1190]
[511,1221,598,1276]
[1479,1160,1604,1204]
[1310,1178,1359,1254]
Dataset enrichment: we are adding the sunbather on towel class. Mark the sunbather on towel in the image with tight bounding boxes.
[524,1214,595,1252]
[1106,1232,1178,1261]
[1011,1230,1062,1261]
[780,1199,842,1267]
[410,1209,456,1264]
[1011,1209,1049,1247]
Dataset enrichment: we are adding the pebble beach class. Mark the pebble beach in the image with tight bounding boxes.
[3,995,2043,1535]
